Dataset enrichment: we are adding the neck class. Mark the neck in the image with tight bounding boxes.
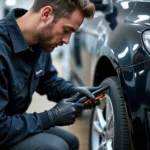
[16,10,39,46]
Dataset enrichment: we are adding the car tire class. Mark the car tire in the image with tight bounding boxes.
[89,76,131,150]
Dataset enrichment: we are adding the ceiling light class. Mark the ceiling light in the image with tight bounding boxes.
[5,0,17,7]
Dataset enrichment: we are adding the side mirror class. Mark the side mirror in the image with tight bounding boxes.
[92,0,113,14]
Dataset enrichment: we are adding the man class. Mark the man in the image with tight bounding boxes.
[0,0,97,149]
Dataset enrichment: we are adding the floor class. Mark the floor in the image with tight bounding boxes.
[27,56,91,150]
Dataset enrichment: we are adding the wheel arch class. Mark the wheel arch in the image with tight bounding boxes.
[92,55,134,149]
[93,56,118,86]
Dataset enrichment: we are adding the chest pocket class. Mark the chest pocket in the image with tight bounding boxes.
[32,67,45,91]
[9,77,25,96]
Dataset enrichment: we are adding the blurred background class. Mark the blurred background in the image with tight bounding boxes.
[0,0,34,18]
[0,0,91,150]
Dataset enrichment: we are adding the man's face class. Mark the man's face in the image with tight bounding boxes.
[37,8,84,52]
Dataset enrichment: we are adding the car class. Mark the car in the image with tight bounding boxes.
[69,0,150,149]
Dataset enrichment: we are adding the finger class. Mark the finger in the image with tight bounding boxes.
[70,118,75,125]
[74,103,84,108]
[75,106,83,117]
[67,92,80,102]
[87,86,102,92]
[80,89,95,99]
[71,103,83,116]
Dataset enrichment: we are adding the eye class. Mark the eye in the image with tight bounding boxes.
[63,28,71,34]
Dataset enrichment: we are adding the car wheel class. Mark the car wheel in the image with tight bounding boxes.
[89,76,131,150]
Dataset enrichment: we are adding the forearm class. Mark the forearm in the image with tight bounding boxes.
[46,77,74,101]
[37,76,74,102]
[36,55,75,102]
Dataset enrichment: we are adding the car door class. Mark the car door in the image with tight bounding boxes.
[70,11,109,86]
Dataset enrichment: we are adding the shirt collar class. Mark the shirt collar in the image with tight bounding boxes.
[5,8,30,53]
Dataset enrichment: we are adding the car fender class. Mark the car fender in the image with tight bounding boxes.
[91,45,135,149]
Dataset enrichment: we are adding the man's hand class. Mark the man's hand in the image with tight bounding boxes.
[47,93,83,127]
[69,86,101,99]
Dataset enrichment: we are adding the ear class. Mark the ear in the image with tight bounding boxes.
[40,6,54,22]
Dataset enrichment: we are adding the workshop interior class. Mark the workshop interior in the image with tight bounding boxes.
[0,0,150,150]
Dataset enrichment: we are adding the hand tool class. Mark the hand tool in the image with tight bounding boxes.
[75,85,109,104]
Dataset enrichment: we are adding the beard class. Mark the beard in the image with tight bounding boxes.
[37,22,56,53]
[39,41,55,53]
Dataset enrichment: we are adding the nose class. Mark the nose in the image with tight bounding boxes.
[62,34,71,44]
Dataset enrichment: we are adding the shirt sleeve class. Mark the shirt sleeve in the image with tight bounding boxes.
[36,54,74,102]
[0,57,50,147]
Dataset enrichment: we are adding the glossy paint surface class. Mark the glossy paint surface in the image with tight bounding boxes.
[70,1,150,149]
[120,58,150,149]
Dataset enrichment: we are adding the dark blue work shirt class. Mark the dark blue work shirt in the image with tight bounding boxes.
[0,9,74,147]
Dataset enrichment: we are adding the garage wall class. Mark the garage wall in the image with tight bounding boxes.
[0,0,34,19]
[11,0,34,10]
[0,1,5,19]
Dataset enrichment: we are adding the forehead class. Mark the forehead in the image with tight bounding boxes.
[56,9,84,31]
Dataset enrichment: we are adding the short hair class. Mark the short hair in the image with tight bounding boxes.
[31,0,95,20]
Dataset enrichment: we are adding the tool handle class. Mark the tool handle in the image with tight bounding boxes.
[76,85,109,103]
[83,93,105,104]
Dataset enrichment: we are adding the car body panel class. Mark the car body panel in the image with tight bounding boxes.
[126,1,150,26]
[70,0,150,149]
[120,58,150,149]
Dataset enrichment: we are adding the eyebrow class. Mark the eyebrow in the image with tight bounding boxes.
[65,25,76,32]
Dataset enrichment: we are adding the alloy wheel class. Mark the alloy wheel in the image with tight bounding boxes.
[91,95,114,150]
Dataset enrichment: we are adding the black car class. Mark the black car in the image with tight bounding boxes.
[69,0,150,149]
